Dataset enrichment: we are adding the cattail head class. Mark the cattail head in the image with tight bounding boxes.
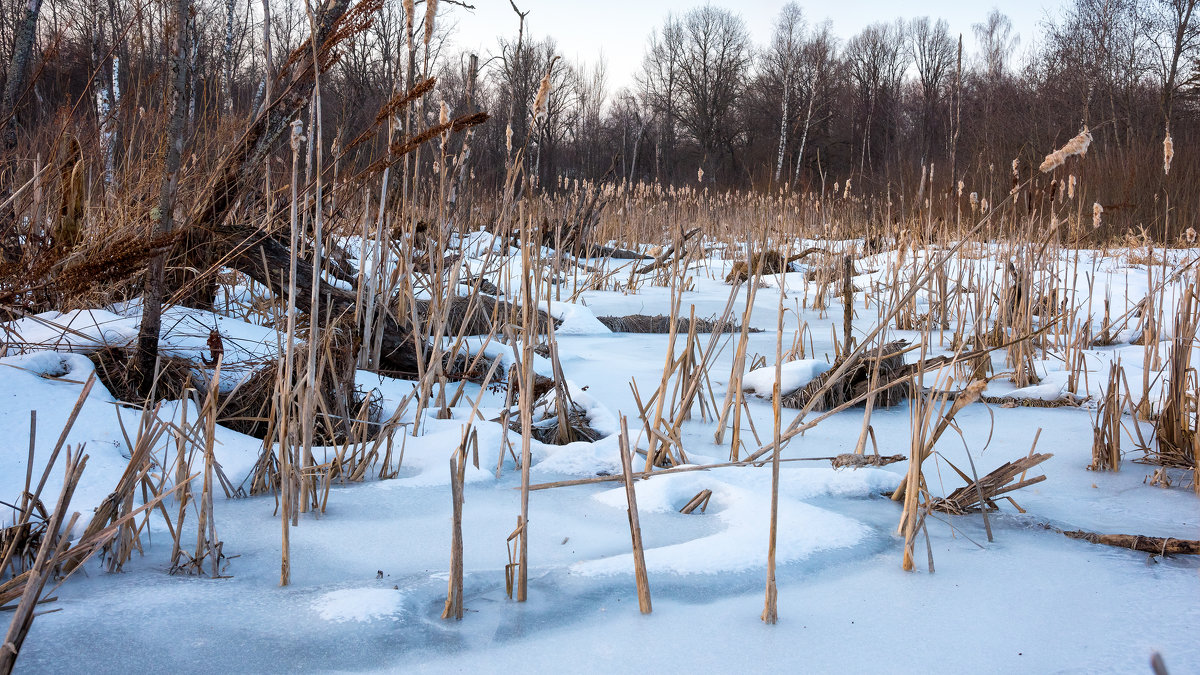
[957,180,964,197]
[697,166,704,183]
[423,0,437,45]
[969,191,978,212]
[505,123,512,154]
[403,0,414,31]
[289,118,305,152]
[843,178,851,198]
[1012,158,1020,178]
[1092,202,1103,229]
[1039,126,1092,173]
[1163,129,1174,176]
[1068,174,1076,199]
[1186,227,1196,244]
[533,58,558,122]
[981,197,989,212]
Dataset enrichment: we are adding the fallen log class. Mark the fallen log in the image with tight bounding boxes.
[1061,530,1200,556]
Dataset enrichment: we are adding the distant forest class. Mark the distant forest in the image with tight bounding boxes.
[1,0,1197,232]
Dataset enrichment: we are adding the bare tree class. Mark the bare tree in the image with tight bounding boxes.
[973,8,1020,80]
[845,20,907,176]
[638,13,684,183]
[675,5,751,182]
[764,2,804,185]
[910,17,955,161]
[1151,0,1200,124]
[135,0,191,394]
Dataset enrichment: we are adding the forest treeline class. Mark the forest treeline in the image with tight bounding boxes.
[1,0,1198,234]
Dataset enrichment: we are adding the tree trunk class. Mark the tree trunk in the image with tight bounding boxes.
[222,0,236,112]
[773,76,789,185]
[0,0,44,153]
[135,0,190,396]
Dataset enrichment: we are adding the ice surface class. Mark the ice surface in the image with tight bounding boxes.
[3,242,1199,674]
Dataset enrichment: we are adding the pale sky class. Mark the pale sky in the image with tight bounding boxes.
[441,1,1065,92]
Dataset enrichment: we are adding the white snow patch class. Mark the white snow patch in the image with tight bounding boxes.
[311,588,404,623]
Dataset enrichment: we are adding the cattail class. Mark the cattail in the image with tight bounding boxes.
[1039,126,1092,173]
[833,180,839,195]
[843,178,851,198]
[1092,202,1103,229]
[505,123,512,154]
[533,59,558,122]
[438,100,450,147]
[403,0,414,32]
[981,197,989,212]
[423,0,438,45]
[1186,227,1196,244]
[1068,174,1076,199]
[697,166,704,183]
[1012,158,1020,178]
[1163,129,1174,176]
[290,118,305,151]
[969,191,978,213]
[957,180,964,197]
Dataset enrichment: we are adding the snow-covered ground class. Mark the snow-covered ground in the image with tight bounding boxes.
[3,240,1198,674]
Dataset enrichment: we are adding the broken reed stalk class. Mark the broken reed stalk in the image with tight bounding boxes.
[1149,281,1198,482]
[1090,362,1122,471]
[0,447,86,674]
[679,489,713,514]
[617,416,651,614]
[515,212,536,603]
[745,211,1001,465]
[762,287,784,624]
[441,432,467,620]
[930,452,1052,515]
[713,279,754,456]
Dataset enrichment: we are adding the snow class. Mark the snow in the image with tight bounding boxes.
[742,358,831,397]
[3,241,1199,674]
[312,587,406,623]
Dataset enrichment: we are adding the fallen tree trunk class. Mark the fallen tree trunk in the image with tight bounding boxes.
[222,224,422,375]
[1062,530,1200,556]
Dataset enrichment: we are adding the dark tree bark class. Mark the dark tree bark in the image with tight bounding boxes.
[0,0,44,153]
[135,0,190,396]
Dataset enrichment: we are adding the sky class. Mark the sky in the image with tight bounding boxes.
[441,0,1067,91]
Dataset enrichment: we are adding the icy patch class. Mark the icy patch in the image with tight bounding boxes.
[311,588,404,623]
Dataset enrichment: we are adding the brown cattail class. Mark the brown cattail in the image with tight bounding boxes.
[403,0,414,32]
[505,123,512,154]
[1092,202,1103,229]
[533,59,558,121]
[697,166,704,183]
[423,0,438,45]
[1068,174,1076,199]
[1186,227,1196,244]
[1040,126,1092,173]
[1163,129,1174,176]
[969,191,978,213]
[290,118,305,151]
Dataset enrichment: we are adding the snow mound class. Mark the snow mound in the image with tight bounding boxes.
[572,467,896,576]
[742,359,831,397]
